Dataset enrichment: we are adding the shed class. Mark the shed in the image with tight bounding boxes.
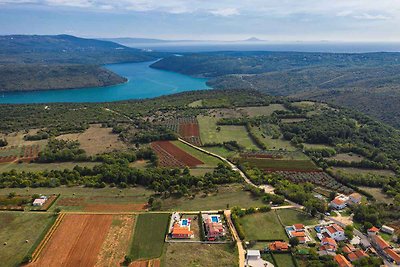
[381,225,395,235]
[246,250,261,260]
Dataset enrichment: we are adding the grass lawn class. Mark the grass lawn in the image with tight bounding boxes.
[251,126,297,151]
[171,140,222,167]
[188,100,203,107]
[358,186,393,204]
[331,167,396,177]
[203,146,239,158]
[189,168,214,176]
[302,143,334,150]
[129,213,170,260]
[160,184,265,211]
[197,115,258,150]
[0,212,55,267]
[239,211,287,241]
[238,104,287,117]
[0,162,99,172]
[162,243,238,267]
[276,209,318,226]
[240,158,318,171]
[129,160,151,169]
[273,253,295,267]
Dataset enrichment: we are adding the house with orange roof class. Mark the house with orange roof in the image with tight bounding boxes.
[371,235,391,252]
[320,237,337,252]
[268,241,289,252]
[321,223,346,241]
[285,223,309,243]
[335,254,353,267]
[330,197,347,210]
[202,214,225,241]
[367,226,379,236]
[169,212,194,239]
[342,244,356,254]
[347,249,368,262]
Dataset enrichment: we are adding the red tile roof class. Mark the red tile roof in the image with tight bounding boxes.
[291,231,306,237]
[372,235,390,250]
[332,198,345,205]
[322,237,337,247]
[384,248,400,264]
[335,254,353,267]
[268,241,289,251]
[294,224,305,230]
[368,226,379,233]
[347,250,367,262]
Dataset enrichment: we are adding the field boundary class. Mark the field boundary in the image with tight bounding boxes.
[31,212,65,262]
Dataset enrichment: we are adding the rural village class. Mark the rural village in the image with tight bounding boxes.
[0,90,400,267]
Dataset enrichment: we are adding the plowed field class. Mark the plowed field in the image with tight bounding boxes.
[151,141,203,167]
[30,214,112,267]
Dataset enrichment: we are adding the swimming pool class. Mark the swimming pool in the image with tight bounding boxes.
[211,216,219,223]
[181,219,188,226]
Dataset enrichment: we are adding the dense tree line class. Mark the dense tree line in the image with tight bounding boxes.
[37,139,87,163]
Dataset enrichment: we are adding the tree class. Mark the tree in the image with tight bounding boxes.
[345,225,354,240]
[289,237,299,247]
[8,192,16,199]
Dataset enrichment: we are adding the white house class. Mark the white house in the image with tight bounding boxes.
[321,224,346,241]
[33,198,46,206]
[329,198,346,210]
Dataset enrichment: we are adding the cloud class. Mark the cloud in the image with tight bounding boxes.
[353,13,391,20]
[209,7,239,17]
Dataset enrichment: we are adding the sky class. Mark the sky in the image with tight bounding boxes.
[0,0,400,42]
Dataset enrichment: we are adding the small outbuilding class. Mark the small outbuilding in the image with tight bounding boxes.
[381,225,395,235]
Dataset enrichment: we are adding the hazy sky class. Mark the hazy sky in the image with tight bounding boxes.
[0,0,399,41]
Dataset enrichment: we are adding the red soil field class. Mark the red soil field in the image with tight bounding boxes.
[151,141,203,167]
[179,123,200,137]
[30,214,112,267]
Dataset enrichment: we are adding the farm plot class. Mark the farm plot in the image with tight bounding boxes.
[31,214,113,267]
[197,115,258,149]
[0,213,54,267]
[129,213,170,260]
[95,215,135,267]
[0,144,42,163]
[151,141,203,167]
[272,171,353,195]
[238,104,287,117]
[161,117,202,146]
[56,124,126,156]
[240,158,319,172]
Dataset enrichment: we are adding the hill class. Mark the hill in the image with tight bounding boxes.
[151,52,400,128]
[0,35,158,92]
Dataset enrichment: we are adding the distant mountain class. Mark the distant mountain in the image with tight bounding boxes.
[243,37,265,42]
[0,34,157,64]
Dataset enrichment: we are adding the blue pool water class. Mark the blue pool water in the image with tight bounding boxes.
[211,216,219,223]
[181,219,188,226]
[0,60,211,104]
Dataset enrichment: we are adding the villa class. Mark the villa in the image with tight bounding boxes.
[285,224,308,243]
[169,212,194,239]
[320,223,346,241]
[202,214,225,241]
[347,249,368,263]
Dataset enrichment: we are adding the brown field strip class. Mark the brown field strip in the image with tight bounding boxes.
[151,141,203,167]
[30,214,113,267]
[31,213,66,262]
[84,203,147,212]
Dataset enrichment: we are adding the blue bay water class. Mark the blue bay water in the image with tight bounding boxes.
[0,60,211,104]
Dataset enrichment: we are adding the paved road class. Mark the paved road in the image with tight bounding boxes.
[178,138,303,210]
